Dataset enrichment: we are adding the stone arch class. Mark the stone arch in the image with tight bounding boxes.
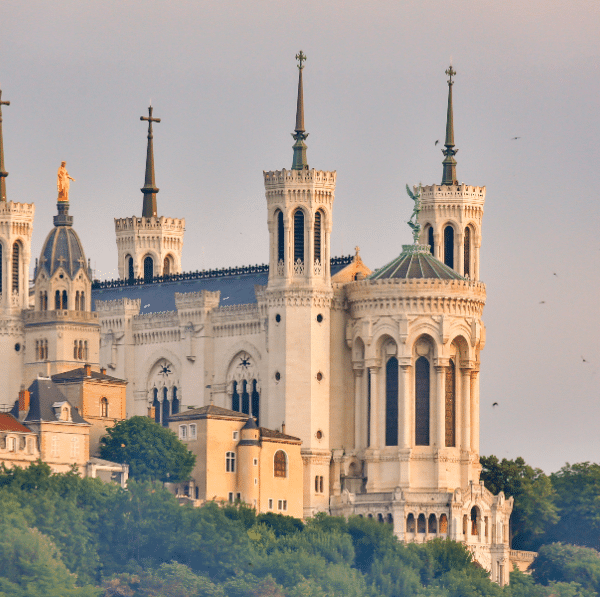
[440,220,458,269]
[225,348,262,423]
[215,340,262,387]
[352,336,365,362]
[405,325,441,355]
[163,253,174,276]
[428,513,437,533]
[292,207,306,265]
[406,513,416,533]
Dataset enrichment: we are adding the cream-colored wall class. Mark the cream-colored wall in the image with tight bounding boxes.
[0,432,40,467]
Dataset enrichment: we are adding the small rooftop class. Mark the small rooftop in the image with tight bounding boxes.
[52,366,125,384]
[0,413,33,433]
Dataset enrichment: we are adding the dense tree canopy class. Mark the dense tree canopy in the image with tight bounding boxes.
[480,455,558,550]
[99,416,195,482]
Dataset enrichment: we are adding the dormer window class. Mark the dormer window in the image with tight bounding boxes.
[53,401,71,421]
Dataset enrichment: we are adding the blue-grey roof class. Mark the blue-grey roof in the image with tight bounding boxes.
[92,257,353,315]
[39,226,87,280]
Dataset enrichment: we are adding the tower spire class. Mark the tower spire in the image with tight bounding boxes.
[291,51,309,171]
[140,105,161,217]
[441,65,458,186]
[0,88,10,202]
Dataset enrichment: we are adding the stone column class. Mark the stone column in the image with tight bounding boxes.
[474,238,481,280]
[307,212,314,281]
[367,362,381,449]
[457,231,464,276]
[283,217,291,281]
[433,233,442,261]
[434,361,447,448]
[398,361,412,449]
[470,370,480,454]
[353,366,364,450]
[461,366,472,452]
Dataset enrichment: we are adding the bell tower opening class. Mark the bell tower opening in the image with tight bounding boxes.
[143,255,153,283]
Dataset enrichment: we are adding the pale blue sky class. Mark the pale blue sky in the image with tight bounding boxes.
[1,0,598,472]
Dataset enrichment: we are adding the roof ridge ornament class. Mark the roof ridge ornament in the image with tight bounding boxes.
[140,105,161,217]
[441,65,459,185]
[291,51,309,170]
[0,88,10,202]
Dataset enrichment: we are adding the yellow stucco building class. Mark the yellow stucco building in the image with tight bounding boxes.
[168,405,303,518]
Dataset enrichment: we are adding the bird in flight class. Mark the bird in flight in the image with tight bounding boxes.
[435,140,440,146]
[492,402,499,407]
[539,301,546,304]
[511,136,522,140]
[581,356,587,363]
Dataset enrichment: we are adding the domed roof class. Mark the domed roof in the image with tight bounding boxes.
[38,203,88,280]
[369,244,464,281]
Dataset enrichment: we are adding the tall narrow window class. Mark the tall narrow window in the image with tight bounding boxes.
[251,379,260,426]
[78,341,83,360]
[163,256,171,276]
[39,292,44,310]
[101,398,108,417]
[43,340,48,360]
[444,226,454,269]
[464,227,471,277]
[144,255,153,283]
[226,451,236,472]
[172,387,179,415]
[277,210,284,263]
[152,388,160,424]
[84,341,88,360]
[314,210,322,264]
[62,290,68,309]
[385,357,398,446]
[0,242,3,294]
[162,387,170,426]
[75,291,80,310]
[445,360,456,447]
[80,292,85,310]
[274,450,287,477]
[293,209,304,263]
[43,292,48,310]
[415,356,430,446]
[428,226,434,256]
[232,381,239,412]
[127,256,134,282]
[71,436,80,459]
[73,341,78,359]
[241,380,249,415]
[12,242,19,293]
[55,290,61,310]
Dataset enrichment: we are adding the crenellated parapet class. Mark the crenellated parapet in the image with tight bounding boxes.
[114,215,185,233]
[263,168,336,188]
[174,290,220,311]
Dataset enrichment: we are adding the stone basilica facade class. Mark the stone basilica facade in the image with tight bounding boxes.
[0,63,513,583]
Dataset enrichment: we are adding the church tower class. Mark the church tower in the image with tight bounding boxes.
[418,66,485,280]
[0,88,36,408]
[114,106,185,282]
[263,53,336,516]
[24,184,99,384]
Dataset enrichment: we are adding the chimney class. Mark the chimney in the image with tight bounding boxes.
[100,367,106,375]
[84,363,92,378]
[18,388,30,416]
[281,422,286,435]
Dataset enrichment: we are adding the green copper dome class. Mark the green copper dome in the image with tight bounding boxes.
[369,244,464,281]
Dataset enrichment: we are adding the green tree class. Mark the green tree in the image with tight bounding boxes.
[480,455,558,550]
[99,416,195,482]
[549,462,600,549]
[530,543,600,595]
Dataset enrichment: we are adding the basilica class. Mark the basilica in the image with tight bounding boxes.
[0,59,516,583]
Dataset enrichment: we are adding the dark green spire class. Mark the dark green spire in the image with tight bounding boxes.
[291,51,309,171]
[0,88,10,202]
[140,105,161,217]
[441,65,458,186]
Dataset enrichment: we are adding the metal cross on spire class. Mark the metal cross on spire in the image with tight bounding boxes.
[445,65,456,86]
[296,51,307,70]
[292,51,309,170]
[0,88,10,202]
[140,105,161,217]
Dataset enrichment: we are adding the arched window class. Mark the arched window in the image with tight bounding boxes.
[471,507,479,535]
[428,226,434,256]
[439,514,448,534]
[463,514,468,535]
[43,292,48,310]
[293,209,304,264]
[231,381,239,412]
[55,290,61,310]
[445,360,456,447]
[226,451,236,472]
[251,379,260,426]
[127,255,134,282]
[387,514,393,525]
[162,386,170,426]
[377,513,384,523]
[385,356,398,446]
[444,225,454,269]
[143,255,154,283]
[163,255,171,276]
[417,514,426,533]
[428,514,437,534]
[101,398,108,417]
[406,514,416,533]
[75,291,80,310]
[274,450,287,477]
[62,290,68,310]
[172,387,179,415]
[464,227,471,277]
[84,341,88,360]
[44,340,48,360]
[415,356,430,446]
[80,291,85,311]
[73,340,78,360]
[276,210,284,263]
[152,388,160,424]
[78,341,83,360]
[241,380,250,415]
[12,241,19,293]
[314,210,322,265]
